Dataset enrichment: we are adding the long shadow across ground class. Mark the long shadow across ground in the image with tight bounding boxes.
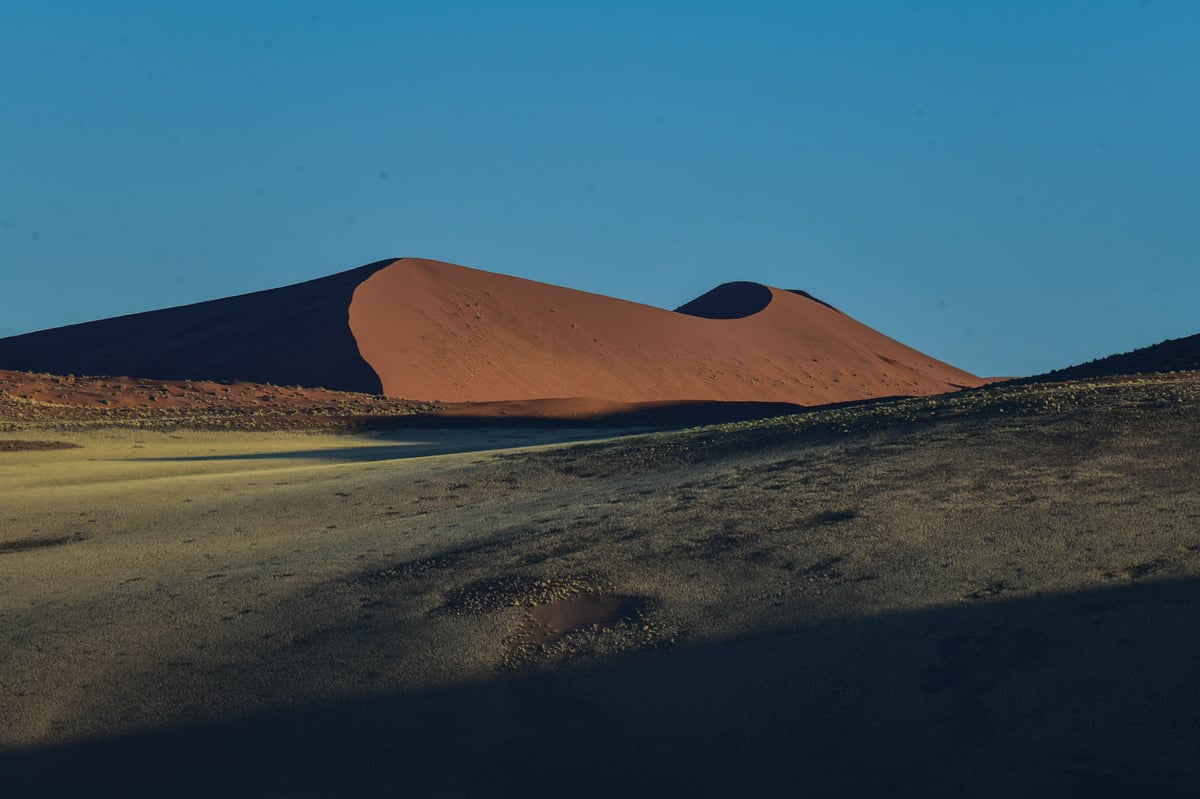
[132,427,646,463]
[4,578,1198,798]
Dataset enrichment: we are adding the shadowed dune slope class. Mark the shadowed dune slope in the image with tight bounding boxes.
[0,260,396,393]
[348,258,985,403]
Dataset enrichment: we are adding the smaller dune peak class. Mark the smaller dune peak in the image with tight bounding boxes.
[674,282,840,319]
[674,282,774,320]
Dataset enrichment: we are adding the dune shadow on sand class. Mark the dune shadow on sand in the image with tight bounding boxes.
[131,401,814,463]
[132,428,644,463]
[4,578,1198,798]
[384,400,811,428]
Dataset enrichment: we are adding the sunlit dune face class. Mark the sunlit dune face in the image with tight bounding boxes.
[349,258,984,404]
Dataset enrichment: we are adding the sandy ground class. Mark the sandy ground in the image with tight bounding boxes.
[0,427,644,737]
[0,369,436,429]
[2,375,1199,797]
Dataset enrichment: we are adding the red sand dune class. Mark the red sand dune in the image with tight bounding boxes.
[0,257,986,406]
[348,259,985,403]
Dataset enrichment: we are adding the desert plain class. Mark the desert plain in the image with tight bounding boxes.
[2,373,1199,797]
[1,260,1198,797]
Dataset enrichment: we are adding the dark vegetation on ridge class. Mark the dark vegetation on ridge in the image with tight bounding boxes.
[1025,332,1200,383]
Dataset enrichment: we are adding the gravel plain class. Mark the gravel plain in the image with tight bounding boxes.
[2,374,1199,797]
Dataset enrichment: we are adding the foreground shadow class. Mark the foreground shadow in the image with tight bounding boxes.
[5,579,1198,798]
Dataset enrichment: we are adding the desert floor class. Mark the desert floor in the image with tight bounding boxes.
[2,376,1199,797]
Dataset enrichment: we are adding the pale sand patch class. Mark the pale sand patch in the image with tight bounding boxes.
[0,425,639,743]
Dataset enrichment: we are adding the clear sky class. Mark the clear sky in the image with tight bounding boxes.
[2,1,1197,377]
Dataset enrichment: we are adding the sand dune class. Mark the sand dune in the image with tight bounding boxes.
[0,257,986,405]
[350,259,985,403]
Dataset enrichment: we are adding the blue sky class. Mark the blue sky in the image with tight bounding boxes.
[2,1,1197,377]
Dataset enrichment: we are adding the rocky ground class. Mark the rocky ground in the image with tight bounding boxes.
[1,372,1198,797]
[0,369,438,431]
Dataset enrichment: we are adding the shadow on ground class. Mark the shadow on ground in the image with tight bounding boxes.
[5,578,1198,798]
[375,400,812,429]
[133,428,642,463]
